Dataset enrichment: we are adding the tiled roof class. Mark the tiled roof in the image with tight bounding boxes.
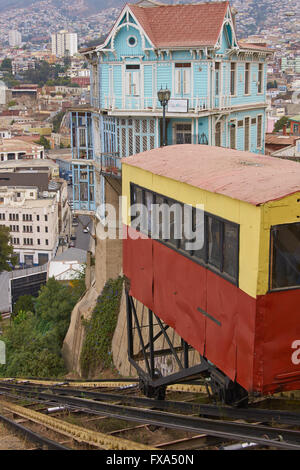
[265,134,298,146]
[122,144,300,206]
[238,41,273,52]
[129,1,229,47]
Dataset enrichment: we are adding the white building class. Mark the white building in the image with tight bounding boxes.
[48,248,87,281]
[51,31,78,57]
[8,30,22,47]
[0,81,8,106]
[0,186,59,267]
[0,139,44,162]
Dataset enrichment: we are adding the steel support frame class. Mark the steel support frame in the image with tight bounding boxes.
[126,292,209,390]
[126,292,248,405]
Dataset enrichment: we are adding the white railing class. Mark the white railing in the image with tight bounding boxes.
[103,95,232,113]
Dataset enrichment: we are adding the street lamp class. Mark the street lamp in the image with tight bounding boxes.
[157,86,171,146]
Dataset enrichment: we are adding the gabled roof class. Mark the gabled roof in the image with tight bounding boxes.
[128,1,230,48]
[122,144,300,206]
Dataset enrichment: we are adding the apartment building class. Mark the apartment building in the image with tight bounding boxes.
[51,30,78,58]
[0,186,59,267]
[8,30,22,47]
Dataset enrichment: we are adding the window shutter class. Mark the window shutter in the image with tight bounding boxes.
[132,71,140,96]
[175,69,181,95]
[126,72,131,95]
[183,69,190,95]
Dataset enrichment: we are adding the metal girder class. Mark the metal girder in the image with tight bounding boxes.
[126,292,209,391]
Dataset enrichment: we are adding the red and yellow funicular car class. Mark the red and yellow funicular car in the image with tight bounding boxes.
[123,144,300,404]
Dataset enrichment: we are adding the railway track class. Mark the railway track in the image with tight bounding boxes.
[1,381,300,450]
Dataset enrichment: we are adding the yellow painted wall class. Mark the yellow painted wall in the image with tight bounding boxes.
[258,193,300,295]
[122,163,262,299]
[123,163,300,300]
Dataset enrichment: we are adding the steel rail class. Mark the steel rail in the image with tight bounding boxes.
[0,412,71,450]
[1,401,154,451]
[1,383,300,427]
[1,385,300,450]
[0,378,206,393]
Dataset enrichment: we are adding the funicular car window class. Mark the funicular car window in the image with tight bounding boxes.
[130,183,240,285]
[208,216,222,269]
[223,223,239,279]
[271,223,300,290]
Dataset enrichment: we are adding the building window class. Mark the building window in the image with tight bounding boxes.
[174,123,192,145]
[0,214,5,220]
[230,62,236,96]
[46,239,49,246]
[230,121,236,149]
[45,227,48,233]
[127,36,137,47]
[244,117,250,151]
[258,64,263,94]
[175,63,191,96]
[125,65,140,96]
[270,223,300,290]
[257,115,263,148]
[215,62,220,96]
[245,63,250,95]
[37,215,40,221]
[130,183,239,284]
[45,215,48,222]
[215,122,221,147]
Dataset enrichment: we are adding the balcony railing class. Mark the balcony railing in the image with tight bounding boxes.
[95,153,122,177]
[103,95,232,112]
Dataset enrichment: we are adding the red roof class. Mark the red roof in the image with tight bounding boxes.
[122,144,300,206]
[129,1,229,47]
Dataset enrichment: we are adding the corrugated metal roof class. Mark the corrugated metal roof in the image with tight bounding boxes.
[122,144,300,206]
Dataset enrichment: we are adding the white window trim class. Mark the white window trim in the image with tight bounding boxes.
[257,63,264,95]
[244,63,251,96]
[257,114,263,150]
[244,115,251,151]
[127,35,137,48]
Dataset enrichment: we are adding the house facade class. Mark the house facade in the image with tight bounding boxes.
[71,0,272,213]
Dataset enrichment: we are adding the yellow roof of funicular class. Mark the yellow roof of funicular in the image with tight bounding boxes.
[122,144,300,206]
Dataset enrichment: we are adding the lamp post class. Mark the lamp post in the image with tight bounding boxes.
[157,86,171,146]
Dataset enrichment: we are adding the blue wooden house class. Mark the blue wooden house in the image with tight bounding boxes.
[71,0,272,213]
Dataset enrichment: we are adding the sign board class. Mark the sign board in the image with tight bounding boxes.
[167,99,188,113]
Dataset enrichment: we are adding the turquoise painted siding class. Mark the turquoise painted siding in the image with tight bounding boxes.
[157,63,172,95]
[113,25,144,58]
[113,65,122,109]
[100,64,109,108]
[144,64,152,97]
[193,63,208,100]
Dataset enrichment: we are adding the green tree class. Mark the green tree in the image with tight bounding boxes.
[35,135,51,150]
[0,277,85,378]
[0,58,12,74]
[273,116,290,133]
[0,227,17,273]
[13,295,35,317]
[52,111,65,133]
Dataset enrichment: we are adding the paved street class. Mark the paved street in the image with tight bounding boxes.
[73,215,93,251]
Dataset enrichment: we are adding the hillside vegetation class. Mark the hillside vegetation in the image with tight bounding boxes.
[0,277,85,378]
